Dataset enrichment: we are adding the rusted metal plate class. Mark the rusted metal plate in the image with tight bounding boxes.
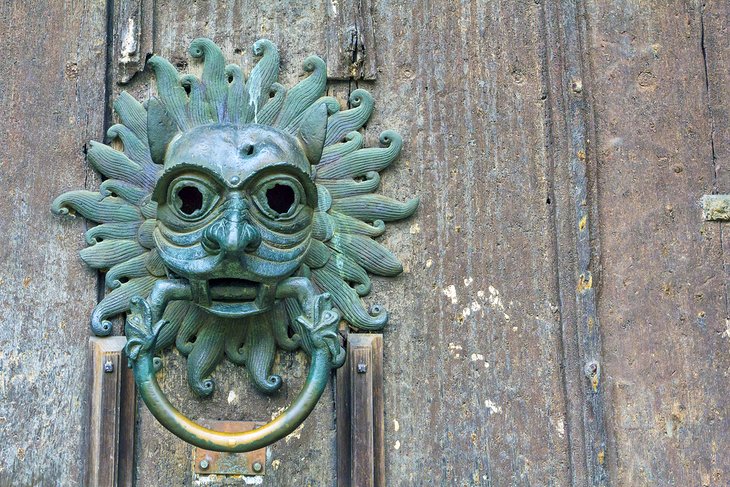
[192,421,266,476]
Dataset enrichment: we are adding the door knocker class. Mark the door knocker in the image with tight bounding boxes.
[52,38,418,452]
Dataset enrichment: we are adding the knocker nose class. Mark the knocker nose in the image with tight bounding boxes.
[238,223,262,252]
[202,217,261,255]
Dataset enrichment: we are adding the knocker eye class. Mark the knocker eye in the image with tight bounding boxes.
[266,184,296,213]
[252,176,305,219]
[168,177,220,221]
[177,186,203,215]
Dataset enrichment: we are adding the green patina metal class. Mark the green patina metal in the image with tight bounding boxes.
[52,38,418,452]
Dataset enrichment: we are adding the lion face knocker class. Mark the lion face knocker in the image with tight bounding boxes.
[52,38,418,452]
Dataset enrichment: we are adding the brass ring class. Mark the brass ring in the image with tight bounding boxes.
[131,345,332,452]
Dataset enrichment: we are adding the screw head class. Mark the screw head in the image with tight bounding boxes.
[357,363,368,374]
[252,461,263,473]
[103,360,114,373]
[199,459,209,470]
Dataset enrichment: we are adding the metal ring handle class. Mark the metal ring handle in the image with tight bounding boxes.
[124,284,344,453]
[131,345,331,452]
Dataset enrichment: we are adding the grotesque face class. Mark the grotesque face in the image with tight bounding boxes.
[152,124,318,318]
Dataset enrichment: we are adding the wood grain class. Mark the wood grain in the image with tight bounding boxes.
[117,340,136,487]
[88,337,128,487]
[541,1,609,483]
[587,1,730,485]
[0,0,108,485]
[350,346,374,486]
[325,0,378,80]
[337,334,384,487]
[370,335,385,486]
[367,0,573,484]
[336,326,353,485]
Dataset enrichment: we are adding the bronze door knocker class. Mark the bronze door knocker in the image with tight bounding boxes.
[53,38,418,452]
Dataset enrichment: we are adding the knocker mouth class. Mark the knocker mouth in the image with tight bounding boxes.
[192,277,277,318]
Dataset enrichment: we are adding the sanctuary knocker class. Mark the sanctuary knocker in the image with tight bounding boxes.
[52,38,418,452]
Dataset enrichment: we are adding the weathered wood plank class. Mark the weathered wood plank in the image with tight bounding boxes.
[336,326,353,486]
[370,335,385,486]
[350,345,374,486]
[0,0,108,485]
[336,327,353,485]
[117,343,136,487]
[540,1,610,484]
[88,337,127,487]
[368,0,573,484]
[325,0,378,80]
[336,334,384,487]
[586,1,730,485]
[702,0,730,366]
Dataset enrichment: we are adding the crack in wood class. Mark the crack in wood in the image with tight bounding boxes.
[326,0,377,80]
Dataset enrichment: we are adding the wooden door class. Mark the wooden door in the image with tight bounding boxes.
[1,0,727,485]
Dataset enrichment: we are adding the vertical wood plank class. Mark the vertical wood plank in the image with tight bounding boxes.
[117,353,136,487]
[586,1,730,484]
[370,336,385,487]
[350,346,374,486]
[702,0,730,338]
[338,334,383,487]
[540,1,609,484]
[0,0,109,484]
[336,326,352,486]
[368,0,574,484]
[88,337,127,487]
